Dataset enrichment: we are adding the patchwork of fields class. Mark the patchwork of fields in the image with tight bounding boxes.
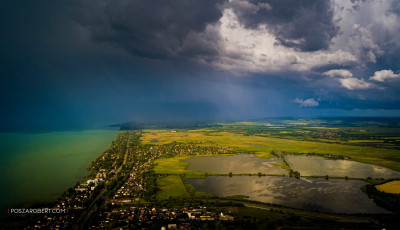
[143,128,400,171]
[141,121,400,215]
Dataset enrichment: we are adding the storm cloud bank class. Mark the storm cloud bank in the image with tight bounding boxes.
[1,0,400,129]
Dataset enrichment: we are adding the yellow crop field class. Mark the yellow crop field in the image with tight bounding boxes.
[308,127,339,130]
[348,140,385,143]
[376,181,400,194]
[287,122,308,125]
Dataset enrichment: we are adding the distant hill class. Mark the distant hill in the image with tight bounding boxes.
[110,117,400,130]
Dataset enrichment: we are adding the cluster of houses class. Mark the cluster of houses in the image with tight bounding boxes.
[25,131,236,229]
[24,133,133,229]
[90,132,131,175]
[26,214,75,229]
[146,142,234,158]
[88,206,233,229]
[25,176,110,229]
[113,167,146,199]
[112,145,154,200]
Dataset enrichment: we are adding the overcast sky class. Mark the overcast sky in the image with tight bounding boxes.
[1,0,400,129]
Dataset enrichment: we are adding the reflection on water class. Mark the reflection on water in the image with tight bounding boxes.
[188,176,389,214]
[183,154,287,175]
[285,155,400,179]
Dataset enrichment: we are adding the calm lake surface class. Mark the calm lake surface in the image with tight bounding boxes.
[188,176,389,214]
[0,129,118,213]
[285,155,400,179]
[183,154,287,175]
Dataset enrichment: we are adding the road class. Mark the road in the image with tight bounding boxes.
[73,132,131,230]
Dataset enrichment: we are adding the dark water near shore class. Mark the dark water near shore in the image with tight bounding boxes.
[188,176,389,214]
[0,129,118,214]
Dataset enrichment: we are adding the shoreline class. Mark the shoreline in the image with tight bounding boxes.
[0,129,120,216]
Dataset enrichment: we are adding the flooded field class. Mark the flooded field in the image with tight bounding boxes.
[183,154,287,175]
[285,155,400,179]
[188,176,389,214]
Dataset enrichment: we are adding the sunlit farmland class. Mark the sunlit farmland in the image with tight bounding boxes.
[376,180,400,194]
[142,127,400,171]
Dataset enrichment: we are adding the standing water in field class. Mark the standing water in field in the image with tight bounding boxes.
[183,154,287,175]
[0,129,119,214]
[188,176,389,214]
[285,155,400,179]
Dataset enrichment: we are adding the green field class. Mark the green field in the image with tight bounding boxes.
[272,162,290,171]
[153,156,208,177]
[156,175,217,200]
[146,121,400,204]
[143,129,400,171]
[156,175,190,199]
[153,154,231,177]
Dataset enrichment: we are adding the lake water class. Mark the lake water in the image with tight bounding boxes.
[285,155,400,179]
[183,154,287,175]
[188,176,389,214]
[0,129,119,213]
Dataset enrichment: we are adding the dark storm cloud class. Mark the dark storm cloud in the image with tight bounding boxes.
[227,0,339,51]
[1,0,400,131]
[77,0,224,59]
[0,0,226,73]
[391,0,400,14]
